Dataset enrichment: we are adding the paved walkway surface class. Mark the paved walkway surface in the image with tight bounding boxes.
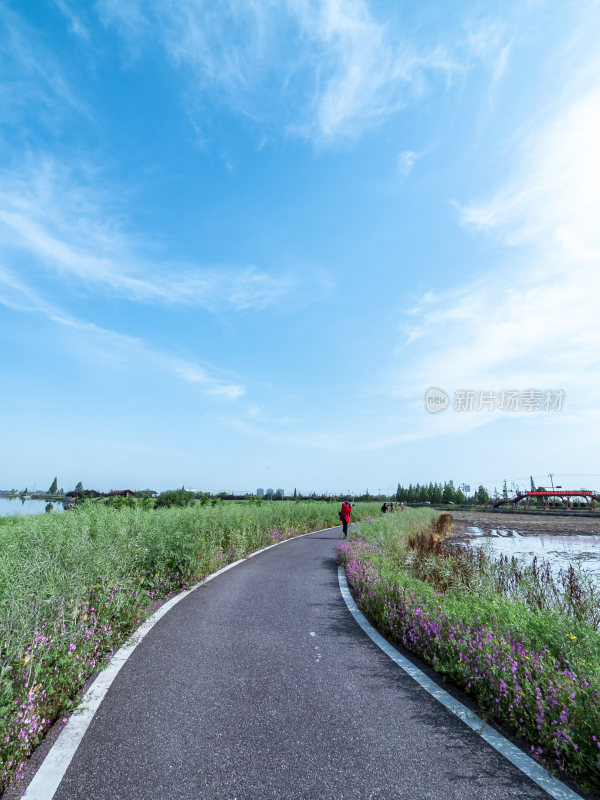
[51,527,550,800]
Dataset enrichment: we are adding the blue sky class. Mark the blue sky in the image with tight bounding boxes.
[1,0,599,495]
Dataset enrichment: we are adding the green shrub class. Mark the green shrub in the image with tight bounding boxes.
[154,488,196,509]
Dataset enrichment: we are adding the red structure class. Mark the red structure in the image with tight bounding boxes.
[493,490,600,510]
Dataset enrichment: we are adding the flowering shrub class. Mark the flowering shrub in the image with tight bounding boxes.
[338,540,600,792]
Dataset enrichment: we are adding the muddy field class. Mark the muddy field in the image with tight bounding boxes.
[449,509,600,537]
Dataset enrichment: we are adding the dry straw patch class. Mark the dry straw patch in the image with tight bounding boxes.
[407,512,454,554]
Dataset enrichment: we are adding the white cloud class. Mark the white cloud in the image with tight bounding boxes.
[0,159,295,312]
[0,266,246,399]
[52,0,91,41]
[288,0,459,140]
[464,17,513,82]
[0,5,85,130]
[395,82,600,417]
[99,0,465,142]
[461,87,600,266]
[397,150,418,177]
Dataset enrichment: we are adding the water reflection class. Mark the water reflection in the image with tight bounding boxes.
[0,497,65,517]
[463,525,600,579]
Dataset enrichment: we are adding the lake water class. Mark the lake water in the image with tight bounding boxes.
[463,525,600,579]
[0,497,65,517]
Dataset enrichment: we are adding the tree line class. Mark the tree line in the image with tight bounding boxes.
[394,481,491,506]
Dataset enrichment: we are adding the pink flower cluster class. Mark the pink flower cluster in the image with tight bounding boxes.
[338,541,600,789]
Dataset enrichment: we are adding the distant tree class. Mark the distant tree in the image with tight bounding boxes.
[75,481,83,493]
[48,477,58,494]
[293,488,297,499]
[473,485,490,505]
[530,476,536,493]
[45,503,53,513]
[442,481,456,504]
[502,480,509,499]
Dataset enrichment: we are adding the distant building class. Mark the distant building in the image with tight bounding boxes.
[256,488,264,497]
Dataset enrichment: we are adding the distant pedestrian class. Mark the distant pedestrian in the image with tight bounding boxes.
[340,500,353,537]
[400,502,405,511]
[381,502,388,514]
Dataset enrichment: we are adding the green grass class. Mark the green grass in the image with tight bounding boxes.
[0,500,378,790]
[353,510,600,665]
[339,511,600,792]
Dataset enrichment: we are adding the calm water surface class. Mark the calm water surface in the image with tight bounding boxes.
[463,526,600,579]
[0,497,65,516]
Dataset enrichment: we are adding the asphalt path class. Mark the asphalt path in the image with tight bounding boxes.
[50,526,550,800]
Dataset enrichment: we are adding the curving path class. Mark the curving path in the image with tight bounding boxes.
[38,527,553,799]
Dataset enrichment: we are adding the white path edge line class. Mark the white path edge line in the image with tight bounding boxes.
[25,525,339,800]
[337,566,583,800]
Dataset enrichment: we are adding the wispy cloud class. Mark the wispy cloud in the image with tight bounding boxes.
[397,150,418,177]
[464,17,513,83]
[0,266,246,399]
[52,0,91,41]
[0,158,297,311]
[461,86,600,265]
[0,5,85,135]
[98,0,469,142]
[287,0,461,140]
[395,80,600,413]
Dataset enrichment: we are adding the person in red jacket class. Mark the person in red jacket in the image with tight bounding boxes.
[340,500,353,537]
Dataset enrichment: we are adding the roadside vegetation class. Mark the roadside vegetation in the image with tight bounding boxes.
[0,500,378,791]
[338,510,600,793]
